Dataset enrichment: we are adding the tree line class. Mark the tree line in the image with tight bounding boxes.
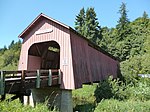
[75,2,150,82]
[0,40,21,70]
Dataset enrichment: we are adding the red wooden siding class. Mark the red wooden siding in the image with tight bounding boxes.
[70,31,118,88]
[27,55,41,71]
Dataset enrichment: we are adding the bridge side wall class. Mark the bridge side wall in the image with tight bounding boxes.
[70,31,119,88]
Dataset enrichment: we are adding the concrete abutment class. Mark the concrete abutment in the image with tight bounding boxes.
[24,87,73,112]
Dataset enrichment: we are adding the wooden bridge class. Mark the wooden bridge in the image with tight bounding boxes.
[0,69,61,102]
[0,13,120,111]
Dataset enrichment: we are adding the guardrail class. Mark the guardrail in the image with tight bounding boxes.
[0,69,61,95]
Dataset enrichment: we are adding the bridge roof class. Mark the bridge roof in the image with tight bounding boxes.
[18,13,119,61]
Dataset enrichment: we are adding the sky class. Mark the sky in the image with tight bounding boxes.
[0,0,150,48]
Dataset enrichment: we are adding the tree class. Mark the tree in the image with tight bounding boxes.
[142,11,148,19]
[75,7,102,44]
[8,40,15,49]
[85,7,102,44]
[116,2,130,40]
[75,8,86,36]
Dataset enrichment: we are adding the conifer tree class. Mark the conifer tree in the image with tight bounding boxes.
[75,8,86,36]
[85,7,102,44]
[142,11,148,19]
[116,2,130,40]
[75,7,102,44]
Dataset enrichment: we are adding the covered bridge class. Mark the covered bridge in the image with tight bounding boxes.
[0,13,120,111]
[18,13,119,90]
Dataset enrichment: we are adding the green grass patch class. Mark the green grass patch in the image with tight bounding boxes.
[0,99,56,112]
[73,84,97,112]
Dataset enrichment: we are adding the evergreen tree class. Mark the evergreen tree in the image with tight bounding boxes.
[8,40,15,49]
[75,7,102,44]
[116,2,130,40]
[141,11,149,28]
[85,7,102,44]
[142,11,148,19]
[75,8,86,36]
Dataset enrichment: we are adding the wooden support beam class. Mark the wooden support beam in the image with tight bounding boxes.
[58,69,61,84]
[0,71,5,95]
[48,70,52,86]
[36,70,41,88]
[20,70,25,94]
[19,95,24,104]
[35,45,41,56]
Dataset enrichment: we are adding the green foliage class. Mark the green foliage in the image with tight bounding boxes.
[94,99,150,112]
[73,85,97,111]
[116,2,130,41]
[75,8,86,36]
[94,76,126,102]
[99,3,150,62]
[0,40,21,70]
[75,7,102,44]
[73,77,150,111]
[0,100,56,112]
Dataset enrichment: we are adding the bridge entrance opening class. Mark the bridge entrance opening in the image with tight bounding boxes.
[28,41,60,70]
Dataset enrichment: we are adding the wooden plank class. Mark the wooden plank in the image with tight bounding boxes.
[4,71,22,74]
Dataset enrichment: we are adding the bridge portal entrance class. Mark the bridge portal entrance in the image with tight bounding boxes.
[28,41,60,70]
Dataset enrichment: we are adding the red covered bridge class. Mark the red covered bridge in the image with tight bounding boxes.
[0,13,119,111]
[18,13,119,89]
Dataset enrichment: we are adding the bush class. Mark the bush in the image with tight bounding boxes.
[94,99,150,112]
[94,76,150,102]
[125,80,150,101]
[94,76,126,102]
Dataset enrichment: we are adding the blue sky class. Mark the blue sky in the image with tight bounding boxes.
[0,0,150,48]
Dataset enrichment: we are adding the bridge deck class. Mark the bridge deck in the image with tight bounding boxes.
[0,69,61,96]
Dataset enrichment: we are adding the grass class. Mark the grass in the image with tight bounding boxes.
[0,98,55,112]
[72,84,97,112]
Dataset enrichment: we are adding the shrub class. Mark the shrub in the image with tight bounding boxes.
[94,99,150,112]
[94,76,126,102]
[125,80,150,101]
